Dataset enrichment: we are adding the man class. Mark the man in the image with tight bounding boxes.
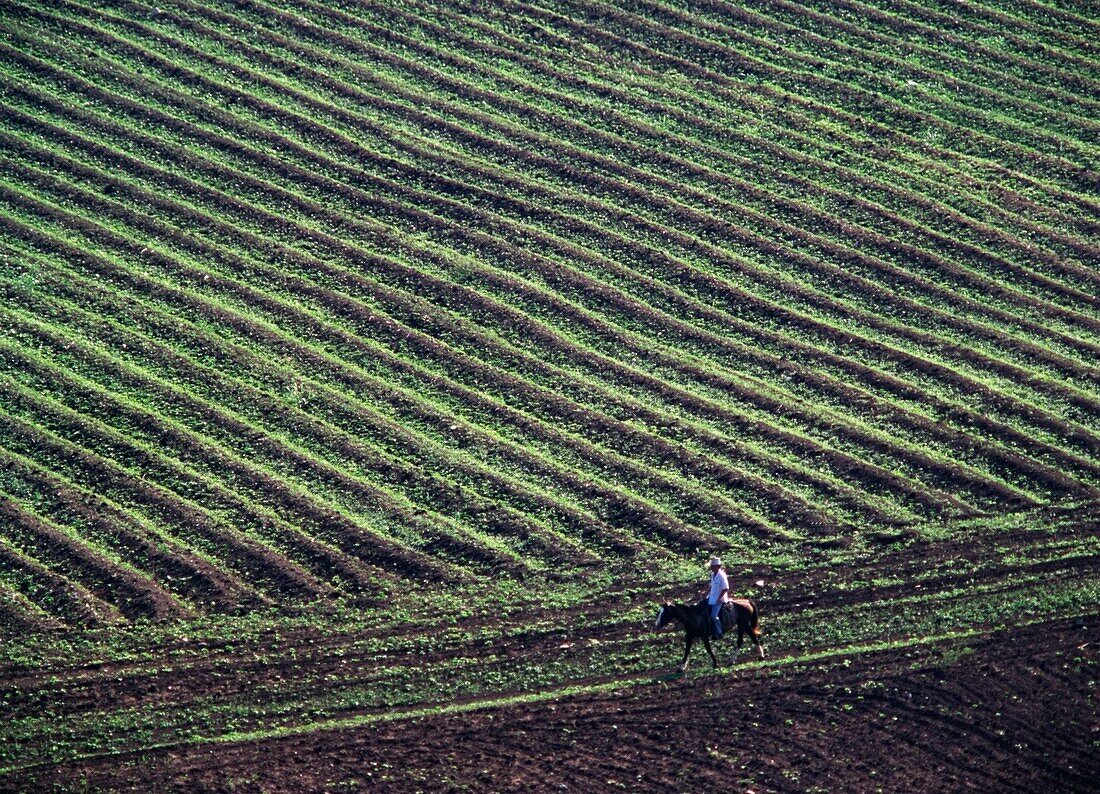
[706,557,729,638]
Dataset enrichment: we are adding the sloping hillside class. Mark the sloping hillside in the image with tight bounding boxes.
[1,0,1096,630]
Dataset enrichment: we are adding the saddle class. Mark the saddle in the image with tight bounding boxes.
[717,602,737,634]
[697,598,742,637]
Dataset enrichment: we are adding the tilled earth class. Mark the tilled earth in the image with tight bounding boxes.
[18,615,1098,793]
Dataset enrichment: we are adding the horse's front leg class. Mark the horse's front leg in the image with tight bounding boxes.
[702,636,718,669]
[680,635,694,672]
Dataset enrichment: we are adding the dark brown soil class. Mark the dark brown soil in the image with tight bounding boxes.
[12,616,1096,793]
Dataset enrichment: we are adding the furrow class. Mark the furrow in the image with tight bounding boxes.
[0,395,334,604]
[0,179,777,550]
[12,0,1095,351]
[2,293,608,574]
[352,0,1100,271]
[439,0,1095,241]
[0,302,516,585]
[484,0,1100,218]
[536,0,1098,192]
[0,131,990,525]
[634,0,1100,147]
[771,0,1100,100]
[146,0,1100,368]
[0,138,882,535]
[0,444,257,615]
[0,579,60,636]
[0,536,121,629]
[0,486,188,623]
[0,66,1056,512]
[166,0,1100,315]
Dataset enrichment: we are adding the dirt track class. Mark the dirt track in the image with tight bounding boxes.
[20,616,1096,793]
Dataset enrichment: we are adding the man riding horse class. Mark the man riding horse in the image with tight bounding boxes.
[706,556,729,638]
[654,558,765,669]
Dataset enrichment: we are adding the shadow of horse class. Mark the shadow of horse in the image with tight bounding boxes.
[655,598,764,671]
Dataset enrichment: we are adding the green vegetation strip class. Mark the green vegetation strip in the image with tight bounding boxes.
[2,609,1092,778]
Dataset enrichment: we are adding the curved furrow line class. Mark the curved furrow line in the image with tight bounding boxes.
[0,0,1091,567]
[8,70,1082,503]
[0,179,831,548]
[160,0,1091,287]
[155,0,1100,318]
[749,0,1100,105]
[0,301,532,583]
[3,241,720,560]
[0,94,1069,512]
[23,4,1100,402]
[0,536,121,629]
[0,138,925,532]
[0,66,893,532]
[1,282,625,571]
[922,0,1100,54]
[341,0,1100,271]
[0,353,428,599]
[0,224,757,563]
[0,484,189,623]
[29,0,1098,343]
[0,114,963,525]
[503,0,1100,196]
[37,234,831,543]
[118,5,1100,387]
[645,0,1100,142]
[0,398,332,606]
[159,0,1100,359]
[28,258,822,549]
[0,580,60,636]
[2,38,1091,464]
[0,204,780,557]
[617,0,1100,154]
[0,130,1020,519]
[0,439,258,614]
[0,360,382,602]
[482,0,1100,219]
[538,0,1099,190]
[441,0,1095,244]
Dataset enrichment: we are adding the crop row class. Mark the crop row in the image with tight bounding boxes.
[0,182,803,547]
[523,0,1099,193]
[159,0,1095,310]
[1,0,1097,629]
[17,0,1100,327]
[2,64,1091,501]
[4,32,1095,488]
[64,0,1095,387]
[0,119,1038,512]
[443,0,1100,214]
[344,0,1099,268]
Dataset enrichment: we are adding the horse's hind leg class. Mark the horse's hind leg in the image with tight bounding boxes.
[752,628,765,660]
[702,636,718,669]
[730,626,744,664]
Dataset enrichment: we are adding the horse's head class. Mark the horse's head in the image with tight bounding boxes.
[655,603,674,629]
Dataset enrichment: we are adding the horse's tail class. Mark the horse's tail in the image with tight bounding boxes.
[748,599,761,632]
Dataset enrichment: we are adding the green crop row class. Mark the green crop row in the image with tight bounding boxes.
[0,47,1086,501]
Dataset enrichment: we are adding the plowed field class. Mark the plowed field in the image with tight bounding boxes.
[23,617,1096,793]
[1,0,1097,789]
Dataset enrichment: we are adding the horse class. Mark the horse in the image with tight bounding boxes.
[655,598,764,671]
